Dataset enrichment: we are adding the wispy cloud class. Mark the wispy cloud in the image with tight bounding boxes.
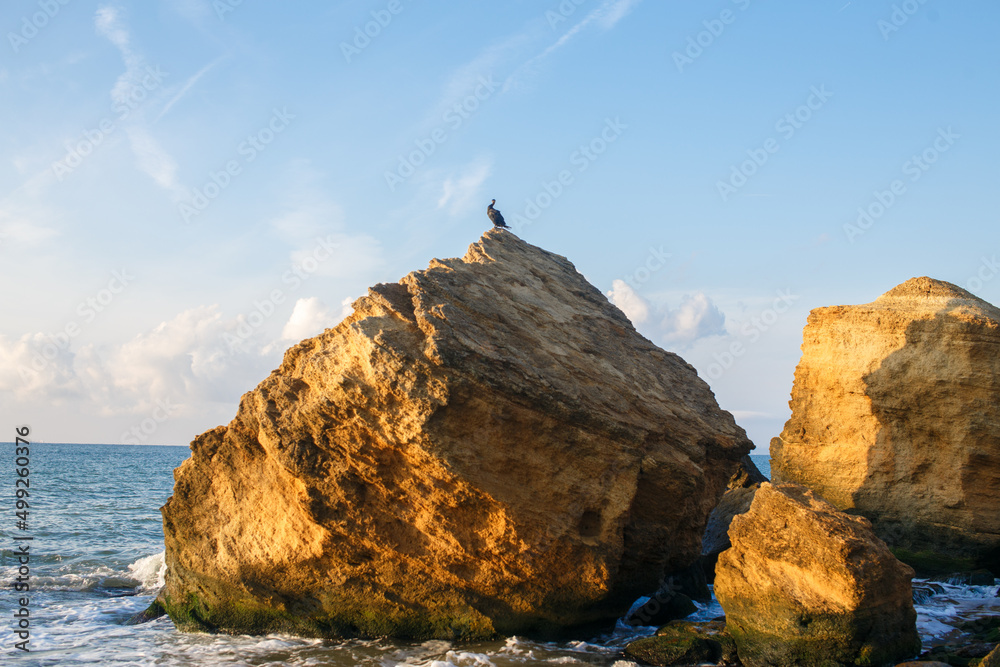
[269,161,385,279]
[504,0,643,92]
[281,296,353,341]
[95,6,143,108]
[0,205,59,247]
[95,5,184,197]
[437,158,492,214]
[153,55,227,124]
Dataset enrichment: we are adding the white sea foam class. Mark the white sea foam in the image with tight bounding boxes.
[912,578,1000,644]
[127,551,167,591]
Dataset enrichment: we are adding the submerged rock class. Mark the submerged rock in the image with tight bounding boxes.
[124,593,167,625]
[982,643,1000,667]
[715,482,921,667]
[771,278,1000,573]
[624,620,738,666]
[160,230,751,640]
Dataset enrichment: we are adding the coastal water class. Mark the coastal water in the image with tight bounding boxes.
[1,446,996,666]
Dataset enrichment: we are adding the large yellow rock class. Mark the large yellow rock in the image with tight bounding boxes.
[771,277,1000,572]
[715,482,921,667]
[160,230,751,639]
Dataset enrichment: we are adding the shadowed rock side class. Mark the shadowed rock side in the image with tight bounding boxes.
[700,455,768,582]
[715,482,921,667]
[771,277,1000,573]
[161,229,751,640]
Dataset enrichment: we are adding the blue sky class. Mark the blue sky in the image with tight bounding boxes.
[2,0,998,449]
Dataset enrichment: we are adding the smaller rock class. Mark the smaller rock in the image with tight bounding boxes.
[701,484,758,582]
[981,644,1000,667]
[627,592,697,627]
[729,454,768,489]
[664,561,712,603]
[924,641,995,665]
[957,616,1000,646]
[624,621,737,666]
[715,482,921,667]
[700,456,767,584]
[936,571,997,587]
[894,662,951,667]
[124,594,166,625]
[912,582,945,605]
[971,570,997,586]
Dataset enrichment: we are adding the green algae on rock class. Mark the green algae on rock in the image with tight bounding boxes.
[624,620,738,666]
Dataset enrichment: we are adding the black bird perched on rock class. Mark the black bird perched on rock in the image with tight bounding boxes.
[487,199,509,228]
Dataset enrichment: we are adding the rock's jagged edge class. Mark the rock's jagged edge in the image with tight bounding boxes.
[161,229,752,640]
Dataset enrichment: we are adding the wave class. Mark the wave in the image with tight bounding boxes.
[0,551,166,594]
[128,551,167,591]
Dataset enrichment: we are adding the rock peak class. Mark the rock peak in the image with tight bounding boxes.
[458,228,582,281]
[876,276,979,303]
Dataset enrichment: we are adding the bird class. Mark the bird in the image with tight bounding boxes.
[487,199,509,228]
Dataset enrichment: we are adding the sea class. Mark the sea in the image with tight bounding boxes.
[1,446,997,666]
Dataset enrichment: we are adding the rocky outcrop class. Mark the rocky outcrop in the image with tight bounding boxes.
[624,621,738,666]
[701,485,758,581]
[982,643,1000,667]
[715,482,920,667]
[160,229,752,640]
[771,278,1000,573]
[729,454,767,489]
[700,455,768,581]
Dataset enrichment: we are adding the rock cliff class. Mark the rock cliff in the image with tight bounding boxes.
[715,482,920,667]
[161,229,752,639]
[771,277,1000,572]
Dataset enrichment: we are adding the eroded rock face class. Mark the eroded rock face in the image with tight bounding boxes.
[700,455,767,581]
[161,230,751,639]
[771,277,1000,572]
[715,482,921,667]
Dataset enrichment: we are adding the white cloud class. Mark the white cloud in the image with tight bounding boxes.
[0,205,59,247]
[125,126,179,192]
[660,293,727,345]
[606,279,649,324]
[0,305,282,418]
[282,297,352,341]
[730,410,773,420]
[95,4,183,196]
[505,0,643,91]
[269,161,384,278]
[607,280,726,346]
[95,6,142,108]
[437,159,492,214]
[598,0,642,30]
